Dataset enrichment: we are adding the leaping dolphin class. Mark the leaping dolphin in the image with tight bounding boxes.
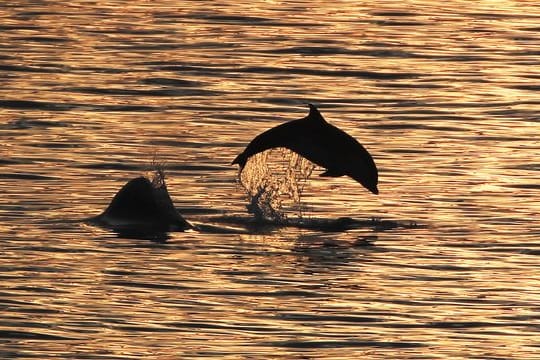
[232,104,379,194]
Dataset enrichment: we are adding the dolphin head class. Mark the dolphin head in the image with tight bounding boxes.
[361,176,379,195]
[350,160,379,195]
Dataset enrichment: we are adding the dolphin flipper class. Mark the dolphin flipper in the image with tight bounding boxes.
[320,169,344,177]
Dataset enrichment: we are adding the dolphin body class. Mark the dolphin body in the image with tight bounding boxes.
[232,104,379,194]
[90,176,192,233]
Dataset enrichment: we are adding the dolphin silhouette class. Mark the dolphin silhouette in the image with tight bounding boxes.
[91,176,192,232]
[232,104,379,194]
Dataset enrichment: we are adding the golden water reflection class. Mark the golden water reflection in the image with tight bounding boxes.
[0,0,539,359]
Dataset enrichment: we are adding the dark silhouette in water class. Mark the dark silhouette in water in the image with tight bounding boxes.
[88,176,418,239]
[90,176,191,233]
[232,104,379,194]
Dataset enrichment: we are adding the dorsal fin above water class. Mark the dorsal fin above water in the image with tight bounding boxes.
[307,103,326,123]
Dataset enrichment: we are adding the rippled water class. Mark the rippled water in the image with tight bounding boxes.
[1,1,539,358]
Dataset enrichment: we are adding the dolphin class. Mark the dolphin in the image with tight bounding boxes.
[232,104,379,194]
[90,176,192,233]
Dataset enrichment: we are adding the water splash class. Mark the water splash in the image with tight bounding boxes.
[238,148,315,221]
[146,152,167,189]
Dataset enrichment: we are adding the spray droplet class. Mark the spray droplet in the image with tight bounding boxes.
[238,148,315,221]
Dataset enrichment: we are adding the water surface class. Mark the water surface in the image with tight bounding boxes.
[1,1,539,359]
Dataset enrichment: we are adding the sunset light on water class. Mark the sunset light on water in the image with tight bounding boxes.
[0,1,539,358]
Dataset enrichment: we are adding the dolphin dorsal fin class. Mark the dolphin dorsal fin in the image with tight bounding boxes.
[307,104,326,123]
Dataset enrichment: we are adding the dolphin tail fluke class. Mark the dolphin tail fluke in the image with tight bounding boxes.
[231,152,247,170]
